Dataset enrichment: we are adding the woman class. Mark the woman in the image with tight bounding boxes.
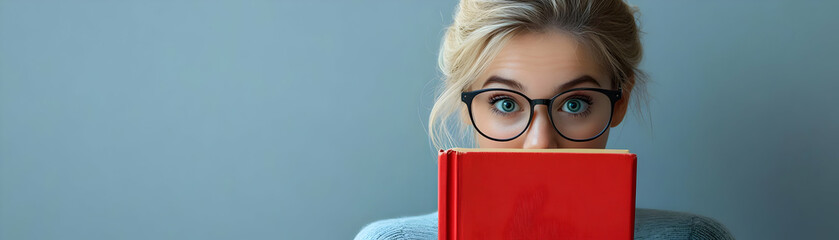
[356,0,734,239]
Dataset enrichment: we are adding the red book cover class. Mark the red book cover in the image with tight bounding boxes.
[438,148,637,240]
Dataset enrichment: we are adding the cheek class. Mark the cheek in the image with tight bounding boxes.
[475,128,610,149]
[557,137,608,148]
[563,128,609,148]
[476,134,524,148]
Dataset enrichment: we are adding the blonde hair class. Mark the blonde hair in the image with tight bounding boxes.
[428,0,647,150]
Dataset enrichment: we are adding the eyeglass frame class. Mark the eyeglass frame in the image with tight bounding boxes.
[461,87,622,142]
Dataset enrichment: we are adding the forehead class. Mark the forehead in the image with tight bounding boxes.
[473,30,609,94]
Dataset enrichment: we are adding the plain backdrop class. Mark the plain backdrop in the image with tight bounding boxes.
[1,1,837,239]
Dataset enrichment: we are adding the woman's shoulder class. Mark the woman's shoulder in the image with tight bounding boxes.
[354,209,734,240]
[635,208,735,240]
[353,212,438,240]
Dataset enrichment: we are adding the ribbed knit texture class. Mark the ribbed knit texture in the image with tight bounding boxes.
[354,208,734,240]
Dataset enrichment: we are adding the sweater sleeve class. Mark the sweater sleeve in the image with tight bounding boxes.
[634,208,735,240]
[353,212,438,240]
[354,209,734,240]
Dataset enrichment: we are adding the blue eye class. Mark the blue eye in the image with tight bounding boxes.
[561,99,588,113]
[494,99,519,113]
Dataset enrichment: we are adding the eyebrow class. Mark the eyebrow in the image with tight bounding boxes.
[481,75,601,93]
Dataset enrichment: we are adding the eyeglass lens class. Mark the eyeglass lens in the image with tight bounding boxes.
[469,89,612,141]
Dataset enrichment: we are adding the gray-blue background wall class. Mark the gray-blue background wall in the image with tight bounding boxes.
[1,1,836,239]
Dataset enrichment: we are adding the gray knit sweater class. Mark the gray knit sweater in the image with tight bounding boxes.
[354,208,734,240]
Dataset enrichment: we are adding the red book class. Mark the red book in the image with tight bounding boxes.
[438,148,637,240]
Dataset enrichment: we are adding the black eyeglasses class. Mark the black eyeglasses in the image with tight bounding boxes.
[461,87,622,142]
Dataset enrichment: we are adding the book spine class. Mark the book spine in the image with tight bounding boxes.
[437,149,448,240]
[629,153,637,240]
[437,149,457,240]
[451,150,457,240]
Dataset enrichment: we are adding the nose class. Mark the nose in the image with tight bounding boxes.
[522,105,559,149]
